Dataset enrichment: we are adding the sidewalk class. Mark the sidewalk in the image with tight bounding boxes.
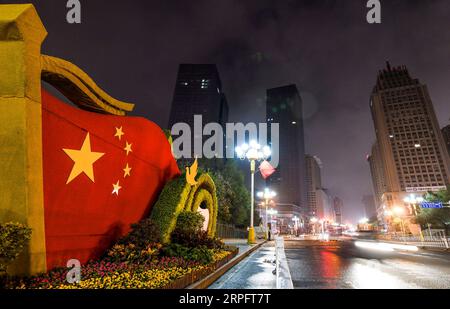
[209,241,276,289]
[208,238,293,289]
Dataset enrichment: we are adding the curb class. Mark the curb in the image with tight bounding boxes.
[187,240,268,289]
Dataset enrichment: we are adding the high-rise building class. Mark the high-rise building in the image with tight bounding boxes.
[442,125,450,156]
[168,64,229,158]
[333,197,343,225]
[367,141,387,221]
[370,62,450,220]
[362,195,377,219]
[305,155,322,217]
[266,85,307,213]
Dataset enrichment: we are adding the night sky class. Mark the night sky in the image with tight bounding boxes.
[3,0,450,223]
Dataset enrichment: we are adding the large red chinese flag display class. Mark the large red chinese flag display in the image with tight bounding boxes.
[41,89,180,269]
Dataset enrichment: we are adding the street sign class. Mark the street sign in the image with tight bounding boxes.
[420,202,444,209]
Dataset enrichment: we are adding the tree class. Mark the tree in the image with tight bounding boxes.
[415,186,450,235]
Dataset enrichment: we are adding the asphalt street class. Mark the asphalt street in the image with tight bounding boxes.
[285,240,450,289]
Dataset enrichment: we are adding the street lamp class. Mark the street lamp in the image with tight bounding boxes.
[236,141,271,244]
[257,188,276,240]
[267,209,278,236]
[293,216,300,237]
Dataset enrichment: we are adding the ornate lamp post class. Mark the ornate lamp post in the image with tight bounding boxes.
[236,141,271,244]
[257,188,276,240]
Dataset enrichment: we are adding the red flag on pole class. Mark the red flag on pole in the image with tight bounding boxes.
[259,160,276,179]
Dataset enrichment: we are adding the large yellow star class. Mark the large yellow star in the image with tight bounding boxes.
[63,133,105,184]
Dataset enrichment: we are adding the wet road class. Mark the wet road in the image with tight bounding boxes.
[285,240,450,289]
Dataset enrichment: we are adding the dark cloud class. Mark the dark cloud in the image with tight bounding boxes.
[2,0,450,222]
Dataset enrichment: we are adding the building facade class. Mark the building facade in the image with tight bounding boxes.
[333,197,343,225]
[369,63,450,230]
[442,125,450,157]
[305,155,322,217]
[367,141,387,222]
[362,195,377,220]
[266,85,307,212]
[168,64,229,158]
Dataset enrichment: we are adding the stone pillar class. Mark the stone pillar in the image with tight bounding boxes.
[0,4,47,275]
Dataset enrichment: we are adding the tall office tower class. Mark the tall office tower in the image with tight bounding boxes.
[442,125,450,156]
[316,188,333,221]
[333,197,343,224]
[367,141,387,221]
[168,64,229,158]
[266,85,307,216]
[362,195,377,219]
[370,62,450,214]
[305,155,322,217]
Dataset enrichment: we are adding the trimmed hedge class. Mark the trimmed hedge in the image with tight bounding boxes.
[151,173,218,243]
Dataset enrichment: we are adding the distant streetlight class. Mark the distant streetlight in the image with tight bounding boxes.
[391,206,407,236]
[359,217,369,231]
[293,216,300,236]
[310,217,318,235]
[393,206,405,216]
[236,141,271,244]
[257,188,276,240]
[359,217,369,224]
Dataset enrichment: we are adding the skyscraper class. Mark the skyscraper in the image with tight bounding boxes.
[367,141,387,221]
[370,62,450,218]
[362,195,377,219]
[168,64,229,158]
[333,197,343,225]
[442,125,450,157]
[266,85,307,213]
[305,154,322,217]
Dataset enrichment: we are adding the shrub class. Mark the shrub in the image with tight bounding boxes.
[118,219,160,250]
[160,243,214,265]
[175,211,204,234]
[0,222,32,275]
[103,219,162,263]
[171,229,224,250]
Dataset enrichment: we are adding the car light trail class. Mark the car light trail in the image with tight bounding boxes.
[355,241,394,252]
[355,241,419,252]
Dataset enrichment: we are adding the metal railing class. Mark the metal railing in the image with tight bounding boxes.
[216,222,248,239]
[379,232,450,249]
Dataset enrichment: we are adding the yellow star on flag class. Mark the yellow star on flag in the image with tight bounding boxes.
[124,142,133,156]
[123,163,132,178]
[63,133,105,184]
[115,126,125,140]
[112,180,122,195]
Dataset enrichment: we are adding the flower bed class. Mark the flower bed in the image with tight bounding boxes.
[3,249,238,289]
[1,213,239,289]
